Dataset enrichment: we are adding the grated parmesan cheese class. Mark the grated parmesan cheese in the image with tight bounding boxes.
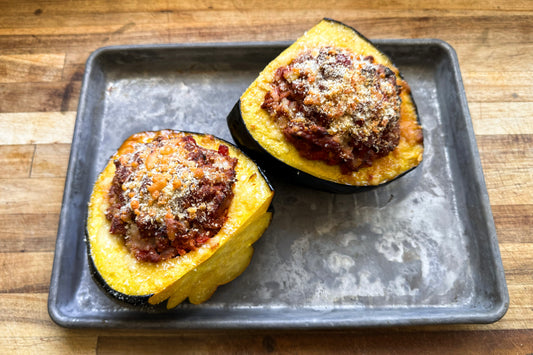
[262,46,402,173]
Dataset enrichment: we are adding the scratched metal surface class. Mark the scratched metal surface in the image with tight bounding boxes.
[48,41,508,329]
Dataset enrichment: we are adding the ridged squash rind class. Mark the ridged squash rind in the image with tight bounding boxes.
[86,130,274,308]
[227,18,424,193]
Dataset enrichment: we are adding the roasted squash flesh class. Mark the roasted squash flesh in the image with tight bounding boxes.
[230,19,423,189]
[86,130,274,307]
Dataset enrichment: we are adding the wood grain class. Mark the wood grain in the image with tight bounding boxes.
[0,145,34,178]
[0,53,65,83]
[0,252,53,293]
[0,0,531,352]
[0,213,59,252]
[0,337,97,355]
[0,177,64,214]
[492,205,533,243]
[473,103,533,135]
[477,135,533,205]
[0,83,80,113]
[32,144,71,178]
[0,112,76,144]
[95,330,533,354]
[464,71,533,103]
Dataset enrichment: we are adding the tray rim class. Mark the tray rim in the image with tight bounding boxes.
[48,39,509,329]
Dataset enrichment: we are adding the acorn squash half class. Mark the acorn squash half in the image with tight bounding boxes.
[86,130,274,308]
[227,18,423,193]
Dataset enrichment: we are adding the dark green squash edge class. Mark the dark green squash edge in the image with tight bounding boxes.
[85,130,275,308]
[227,18,423,194]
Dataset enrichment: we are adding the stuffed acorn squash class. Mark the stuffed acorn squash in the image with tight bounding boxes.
[227,18,423,193]
[86,130,274,308]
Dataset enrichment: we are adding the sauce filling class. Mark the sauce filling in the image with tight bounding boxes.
[261,47,402,173]
[105,134,238,263]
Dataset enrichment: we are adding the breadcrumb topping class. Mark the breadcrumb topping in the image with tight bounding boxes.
[106,133,237,262]
[262,47,402,173]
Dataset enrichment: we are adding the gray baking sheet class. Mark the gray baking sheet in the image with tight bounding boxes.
[48,40,508,329]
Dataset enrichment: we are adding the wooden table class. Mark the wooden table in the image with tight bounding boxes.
[1,1,531,353]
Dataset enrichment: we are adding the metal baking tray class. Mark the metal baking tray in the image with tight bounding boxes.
[48,40,509,329]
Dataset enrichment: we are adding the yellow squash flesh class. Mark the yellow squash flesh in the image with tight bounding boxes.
[86,130,274,308]
[239,19,424,186]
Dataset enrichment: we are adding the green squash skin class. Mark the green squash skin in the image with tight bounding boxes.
[228,100,422,193]
[85,132,274,308]
[85,202,276,309]
[227,19,423,193]
[86,237,155,309]
[228,101,383,193]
